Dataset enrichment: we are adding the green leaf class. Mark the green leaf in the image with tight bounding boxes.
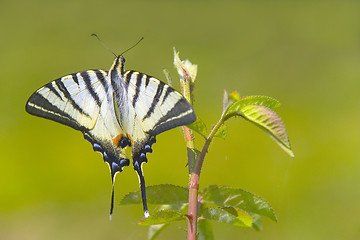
[214,124,227,139]
[187,118,207,138]
[120,184,188,205]
[201,185,277,222]
[198,220,214,240]
[239,104,293,157]
[201,206,252,227]
[148,204,187,240]
[225,95,280,118]
[138,209,186,226]
[250,214,263,231]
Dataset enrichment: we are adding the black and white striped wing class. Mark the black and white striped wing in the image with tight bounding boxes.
[26,70,130,176]
[124,71,196,142]
[26,70,108,131]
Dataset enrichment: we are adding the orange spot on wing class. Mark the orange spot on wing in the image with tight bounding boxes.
[112,134,124,147]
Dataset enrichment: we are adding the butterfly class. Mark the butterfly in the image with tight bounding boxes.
[26,55,196,218]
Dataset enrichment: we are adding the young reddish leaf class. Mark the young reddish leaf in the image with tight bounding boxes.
[138,209,186,226]
[225,95,280,118]
[187,118,207,138]
[201,185,277,222]
[120,184,188,205]
[198,220,214,240]
[239,104,294,157]
[173,48,198,84]
[201,206,252,227]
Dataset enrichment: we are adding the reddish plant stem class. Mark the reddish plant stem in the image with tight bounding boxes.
[179,73,198,239]
[187,173,199,240]
[187,117,224,240]
[186,140,212,240]
[183,126,194,149]
[176,54,224,240]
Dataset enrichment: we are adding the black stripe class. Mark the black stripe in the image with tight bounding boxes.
[110,57,122,92]
[125,71,134,92]
[148,98,196,135]
[26,93,89,132]
[132,73,143,107]
[110,68,120,94]
[161,86,175,105]
[81,71,101,107]
[145,75,151,87]
[45,82,63,100]
[143,81,165,120]
[71,73,79,85]
[94,69,109,93]
[55,79,90,117]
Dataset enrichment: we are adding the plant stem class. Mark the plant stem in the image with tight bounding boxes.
[175,51,224,240]
[183,126,195,149]
[193,115,225,175]
[187,115,225,240]
[187,173,199,240]
[177,60,198,240]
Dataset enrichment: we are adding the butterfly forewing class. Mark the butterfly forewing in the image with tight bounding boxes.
[26,70,108,131]
[124,70,196,138]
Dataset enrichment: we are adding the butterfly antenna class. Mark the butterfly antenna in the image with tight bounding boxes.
[91,33,117,57]
[120,37,144,56]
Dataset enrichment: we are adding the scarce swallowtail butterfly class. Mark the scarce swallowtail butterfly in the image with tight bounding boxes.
[26,54,196,218]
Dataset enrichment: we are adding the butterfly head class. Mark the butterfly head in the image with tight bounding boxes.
[110,55,126,75]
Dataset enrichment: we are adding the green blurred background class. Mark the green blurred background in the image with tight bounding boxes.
[1,0,359,239]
